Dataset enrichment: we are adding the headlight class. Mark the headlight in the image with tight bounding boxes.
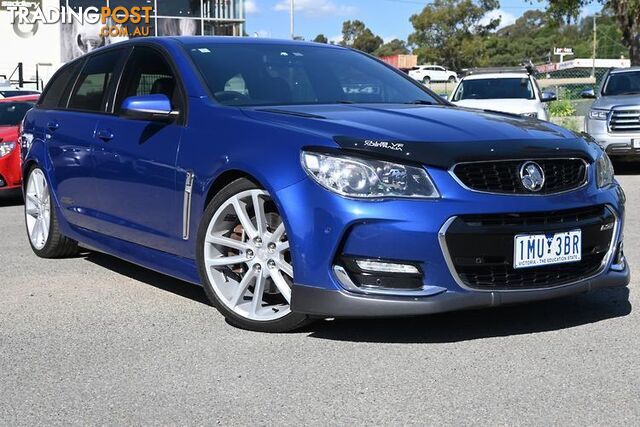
[0,141,15,158]
[301,151,440,199]
[589,110,608,120]
[596,152,614,188]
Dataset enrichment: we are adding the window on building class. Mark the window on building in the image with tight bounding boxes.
[157,0,201,17]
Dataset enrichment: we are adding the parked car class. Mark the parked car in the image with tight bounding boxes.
[409,65,458,84]
[0,94,39,193]
[449,70,555,120]
[582,67,640,160]
[21,38,628,332]
[0,81,40,99]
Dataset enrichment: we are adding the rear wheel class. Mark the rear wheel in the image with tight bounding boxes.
[422,76,431,85]
[448,76,456,83]
[197,178,311,332]
[24,167,78,258]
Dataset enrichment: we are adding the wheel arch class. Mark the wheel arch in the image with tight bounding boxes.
[203,169,262,210]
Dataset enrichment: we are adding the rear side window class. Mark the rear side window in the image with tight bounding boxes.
[39,62,82,109]
[68,49,123,112]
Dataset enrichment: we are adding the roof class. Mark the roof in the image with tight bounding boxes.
[0,94,40,103]
[461,72,530,81]
[169,35,345,49]
[609,67,640,74]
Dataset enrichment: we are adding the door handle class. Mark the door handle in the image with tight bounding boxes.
[46,121,59,132]
[96,129,114,142]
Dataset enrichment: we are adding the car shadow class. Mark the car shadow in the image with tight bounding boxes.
[303,287,631,343]
[613,161,640,175]
[79,250,631,343]
[0,189,23,207]
[82,251,210,305]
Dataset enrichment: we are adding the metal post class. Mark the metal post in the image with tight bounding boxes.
[18,62,24,88]
[592,14,597,78]
[290,0,294,39]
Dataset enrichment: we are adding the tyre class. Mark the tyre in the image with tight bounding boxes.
[422,76,431,85]
[448,76,456,83]
[24,167,79,258]
[197,178,311,332]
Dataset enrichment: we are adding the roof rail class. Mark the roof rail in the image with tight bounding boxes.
[463,63,535,76]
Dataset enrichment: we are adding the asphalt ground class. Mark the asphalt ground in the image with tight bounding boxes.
[1,169,639,426]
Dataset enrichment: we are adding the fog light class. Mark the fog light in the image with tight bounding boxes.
[611,242,626,271]
[355,259,420,274]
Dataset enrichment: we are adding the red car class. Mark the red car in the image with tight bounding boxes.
[0,94,39,193]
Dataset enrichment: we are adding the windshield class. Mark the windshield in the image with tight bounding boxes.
[0,90,39,98]
[187,43,440,107]
[453,77,535,101]
[602,71,640,96]
[0,102,34,126]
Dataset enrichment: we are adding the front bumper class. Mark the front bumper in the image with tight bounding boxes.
[277,163,628,318]
[291,265,629,317]
[586,118,640,158]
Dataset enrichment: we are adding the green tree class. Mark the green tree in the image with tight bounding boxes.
[313,34,328,44]
[374,39,410,57]
[541,0,640,64]
[408,0,500,70]
[340,20,384,54]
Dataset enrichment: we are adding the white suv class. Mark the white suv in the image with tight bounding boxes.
[449,71,555,121]
[409,65,458,84]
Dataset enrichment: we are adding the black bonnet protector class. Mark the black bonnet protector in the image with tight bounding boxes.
[334,136,593,169]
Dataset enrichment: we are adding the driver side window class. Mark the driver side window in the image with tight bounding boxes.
[116,46,183,115]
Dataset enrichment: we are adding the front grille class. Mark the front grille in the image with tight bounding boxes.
[443,205,615,290]
[453,159,587,194]
[608,108,640,133]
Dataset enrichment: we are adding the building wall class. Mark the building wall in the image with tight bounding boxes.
[0,0,245,89]
[0,0,62,89]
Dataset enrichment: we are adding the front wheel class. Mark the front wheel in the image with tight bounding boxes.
[448,76,456,83]
[197,178,311,332]
[422,76,431,85]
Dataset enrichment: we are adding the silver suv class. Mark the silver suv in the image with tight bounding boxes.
[582,67,640,159]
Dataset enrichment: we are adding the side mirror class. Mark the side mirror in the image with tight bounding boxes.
[580,89,596,99]
[120,94,179,121]
[541,91,557,102]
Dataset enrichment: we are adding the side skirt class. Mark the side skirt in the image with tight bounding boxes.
[59,209,202,286]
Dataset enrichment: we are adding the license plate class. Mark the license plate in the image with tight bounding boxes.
[633,139,640,149]
[514,230,581,269]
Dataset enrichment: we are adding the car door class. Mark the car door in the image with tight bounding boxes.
[433,66,446,82]
[39,49,125,231]
[91,45,185,253]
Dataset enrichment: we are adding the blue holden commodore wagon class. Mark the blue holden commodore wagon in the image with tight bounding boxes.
[21,37,628,332]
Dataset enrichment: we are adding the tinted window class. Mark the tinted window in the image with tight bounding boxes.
[603,71,640,96]
[68,49,123,112]
[188,43,439,107]
[453,77,534,101]
[115,46,182,113]
[0,102,35,126]
[39,61,83,109]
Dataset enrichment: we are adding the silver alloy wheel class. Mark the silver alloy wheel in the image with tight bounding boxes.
[25,169,51,250]
[204,189,293,322]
